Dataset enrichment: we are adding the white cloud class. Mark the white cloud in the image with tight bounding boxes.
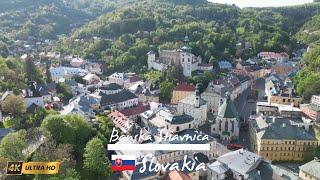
[208,0,314,8]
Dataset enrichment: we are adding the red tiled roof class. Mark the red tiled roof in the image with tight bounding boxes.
[173,83,195,92]
[120,103,150,117]
[129,75,142,83]
[163,170,191,180]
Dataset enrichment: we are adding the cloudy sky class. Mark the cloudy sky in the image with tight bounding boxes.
[208,0,313,8]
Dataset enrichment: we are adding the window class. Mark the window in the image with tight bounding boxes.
[231,120,235,132]
[176,126,180,132]
[283,99,286,102]
[225,121,229,131]
[189,124,191,128]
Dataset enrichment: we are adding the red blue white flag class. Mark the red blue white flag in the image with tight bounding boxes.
[111,155,136,171]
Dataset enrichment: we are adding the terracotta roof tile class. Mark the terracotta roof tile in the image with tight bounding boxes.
[174,83,195,92]
[120,103,150,117]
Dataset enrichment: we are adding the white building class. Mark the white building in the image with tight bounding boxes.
[201,83,224,112]
[50,66,88,83]
[208,149,262,180]
[82,73,101,85]
[311,95,320,106]
[258,52,289,62]
[108,72,127,86]
[147,36,213,77]
[70,57,85,67]
[177,84,208,127]
[24,82,52,108]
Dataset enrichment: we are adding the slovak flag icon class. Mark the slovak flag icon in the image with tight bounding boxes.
[111,155,135,171]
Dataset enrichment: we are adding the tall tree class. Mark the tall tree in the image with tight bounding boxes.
[41,115,75,145]
[64,115,95,158]
[159,81,174,103]
[0,130,27,161]
[25,58,44,84]
[33,141,77,179]
[166,66,184,83]
[1,95,26,115]
[83,137,110,179]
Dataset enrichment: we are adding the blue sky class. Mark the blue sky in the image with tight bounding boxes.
[208,0,314,8]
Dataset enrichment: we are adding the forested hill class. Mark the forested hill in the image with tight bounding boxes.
[53,0,320,73]
[293,7,320,100]
[0,0,138,40]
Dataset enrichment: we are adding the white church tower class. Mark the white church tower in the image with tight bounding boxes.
[147,50,156,70]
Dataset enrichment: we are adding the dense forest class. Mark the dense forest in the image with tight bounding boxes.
[294,15,320,100]
[53,0,320,74]
[0,0,139,40]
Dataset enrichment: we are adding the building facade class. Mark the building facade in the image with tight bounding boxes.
[147,36,213,77]
[171,83,195,104]
[300,95,320,123]
[177,84,208,127]
[250,116,318,161]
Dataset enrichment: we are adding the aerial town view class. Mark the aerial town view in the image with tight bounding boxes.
[0,0,320,179]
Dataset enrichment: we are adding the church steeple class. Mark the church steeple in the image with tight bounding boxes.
[181,33,192,53]
[217,91,239,119]
[184,35,190,44]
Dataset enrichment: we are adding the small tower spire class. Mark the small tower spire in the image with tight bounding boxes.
[194,84,200,108]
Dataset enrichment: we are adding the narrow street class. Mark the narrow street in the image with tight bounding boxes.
[233,78,266,151]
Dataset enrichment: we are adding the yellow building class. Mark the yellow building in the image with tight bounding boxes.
[171,83,195,104]
[269,95,302,107]
[250,116,318,161]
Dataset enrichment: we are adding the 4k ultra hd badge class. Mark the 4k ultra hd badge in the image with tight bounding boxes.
[6,162,61,175]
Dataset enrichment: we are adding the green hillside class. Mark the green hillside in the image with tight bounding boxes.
[53,0,320,73]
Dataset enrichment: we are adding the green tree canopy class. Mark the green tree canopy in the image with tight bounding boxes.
[64,115,95,158]
[1,95,26,115]
[159,81,174,103]
[41,115,75,145]
[0,130,27,161]
[83,137,110,179]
